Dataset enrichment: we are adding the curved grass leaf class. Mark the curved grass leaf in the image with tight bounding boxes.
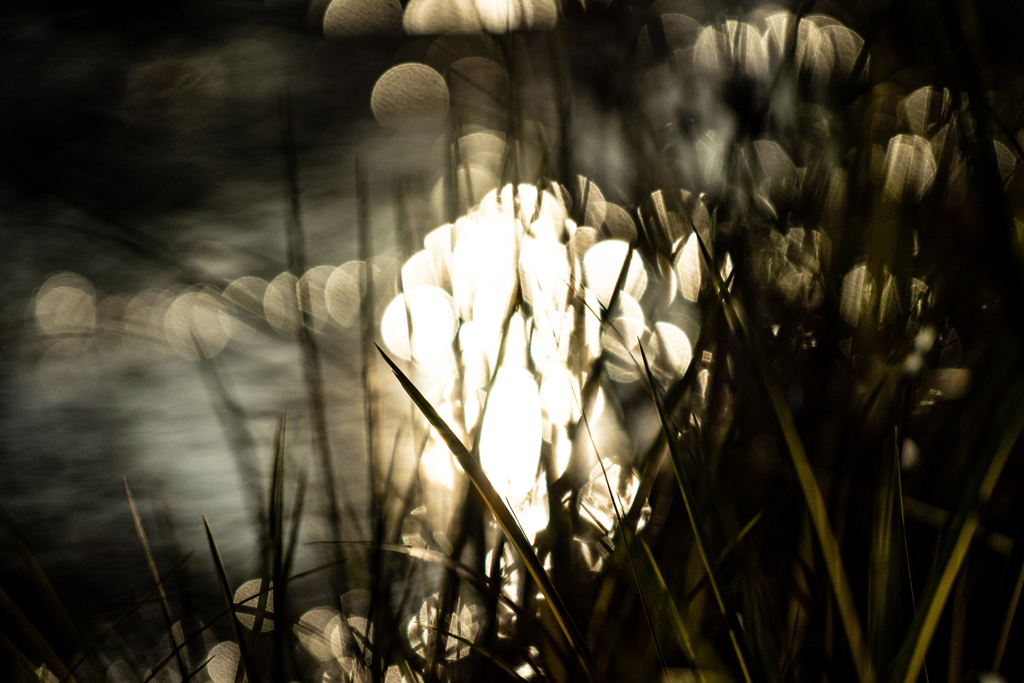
[124,479,188,682]
[690,230,874,683]
[376,344,601,682]
[893,378,1024,683]
[639,343,761,683]
[636,538,703,679]
[203,515,259,683]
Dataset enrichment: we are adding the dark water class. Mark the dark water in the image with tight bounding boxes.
[0,0,425,612]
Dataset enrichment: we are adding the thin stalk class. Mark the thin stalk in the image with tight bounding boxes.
[639,343,761,683]
[692,230,874,683]
[124,479,188,682]
[377,345,601,681]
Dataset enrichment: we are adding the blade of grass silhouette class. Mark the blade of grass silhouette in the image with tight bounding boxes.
[356,161,386,682]
[281,94,347,560]
[893,378,1024,683]
[376,344,600,681]
[993,548,1024,670]
[432,279,522,682]
[639,342,761,683]
[124,479,188,682]
[140,614,229,683]
[719,510,764,563]
[568,344,668,675]
[681,510,766,607]
[893,432,930,683]
[868,427,899,666]
[618,290,720,542]
[182,655,215,683]
[197,356,268,557]
[203,515,258,683]
[282,453,308,579]
[568,242,634,445]
[636,538,704,680]
[142,556,374,683]
[420,624,531,682]
[690,229,874,683]
[267,410,287,683]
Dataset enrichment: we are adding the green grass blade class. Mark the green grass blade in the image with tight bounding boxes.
[124,479,188,682]
[893,379,1024,683]
[868,428,901,669]
[992,549,1024,670]
[690,230,874,683]
[682,510,766,607]
[636,538,702,678]
[203,515,259,683]
[376,344,601,682]
[639,342,761,683]
[894,434,930,683]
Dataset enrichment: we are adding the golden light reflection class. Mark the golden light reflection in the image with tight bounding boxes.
[840,264,874,327]
[403,0,555,34]
[582,240,648,307]
[325,261,365,328]
[451,211,518,321]
[233,579,274,631]
[380,285,459,362]
[164,287,232,360]
[298,264,335,333]
[579,463,643,535]
[264,272,303,339]
[407,595,481,661]
[296,606,342,662]
[223,276,270,342]
[650,322,693,383]
[35,273,96,336]
[674,232,704,303]
[370,63,449,127]
[601,293,646,383]
[323,0,403,37]
[207,642,244,683]
[479,367,542,505]
[883,134,937,202]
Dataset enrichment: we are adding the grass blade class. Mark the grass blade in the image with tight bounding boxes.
[420,624,532,683]
[636,538,703,679]
[893,378,1024,683]
[992,546,1024,670]
[203,515,259,683]
[268,409,287,683]
[124,479,188,682]
[690,230,874,683]
[376,344,600,681]
[639,342,761,683]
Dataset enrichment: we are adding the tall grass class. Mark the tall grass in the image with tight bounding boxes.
[5,0,1024,682]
